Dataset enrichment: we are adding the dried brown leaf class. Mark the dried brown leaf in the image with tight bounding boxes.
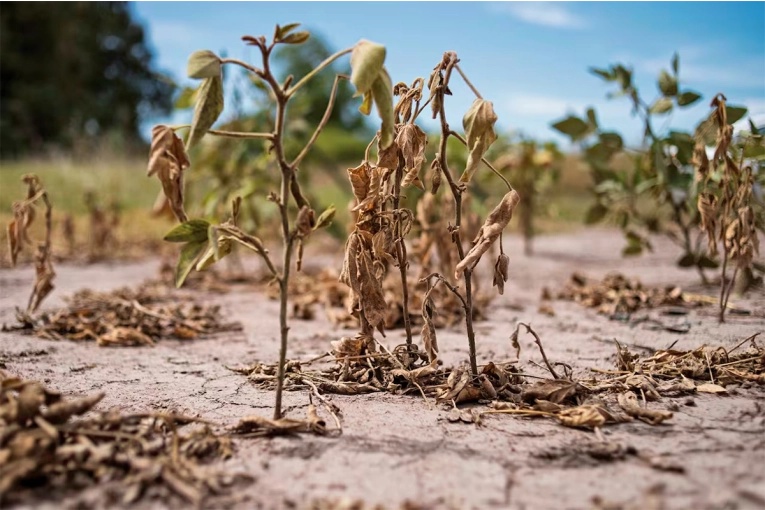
[459,98,498,183]
[492,253,510,295]
[147,125,191,222]
[396,124,427,190]
[617,391,672,425]
[455,190,520,279]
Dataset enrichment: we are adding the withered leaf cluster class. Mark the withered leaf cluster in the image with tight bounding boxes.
[6,280,241,347]
[455,190,520,280]
[0,372,240,507]
[147,125,191,223]
[552,272,700,316]
[6,175,56,313]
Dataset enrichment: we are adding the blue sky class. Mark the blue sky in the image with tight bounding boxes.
[132,1,765,147]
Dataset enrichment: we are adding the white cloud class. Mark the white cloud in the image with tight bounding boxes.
[490,2,587,29]
[617,48,765,89]
[505,93,629,119]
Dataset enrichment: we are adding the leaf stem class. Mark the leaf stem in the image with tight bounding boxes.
[449,131,513,191]
[286,47,353,97]
[291,74,349,168]
[454,64,483,100]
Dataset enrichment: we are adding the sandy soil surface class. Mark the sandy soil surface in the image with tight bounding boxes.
[1,228,764,510]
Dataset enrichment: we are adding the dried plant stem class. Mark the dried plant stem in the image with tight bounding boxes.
[171,125,274,140]
[454,64,483,100]
[416,52,480,374]
[435,56,479,375]
[393,160,413,345]
[518,322,560,379]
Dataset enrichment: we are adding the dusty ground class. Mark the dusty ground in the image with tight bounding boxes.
[1,228,764,510]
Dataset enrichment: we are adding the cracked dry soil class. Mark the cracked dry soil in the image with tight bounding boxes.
[1,229,764,510]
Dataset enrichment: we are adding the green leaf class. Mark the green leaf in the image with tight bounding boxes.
[187,50,221,79]
[677,91,701,107]
[585,203,608,224]
[350,40,386,97]
[589,67,614,81]
[726,105,748,125]
[188,75,224,149]
[371,68,395,149]
[658,70,678,96]
[551,116,589,140]
[164,219,211,243]
[649,97,673,114]
[599,132,623,150]
[749,118,761,136]
[586,108,598,128]
[275,23,301,40]
[281,31,310,45]
[175,240,207,288]
[671,53,679,75]
[196,235,233,271]
[314,205,336,230]
[175,86,197,109]
[614,65,632,90]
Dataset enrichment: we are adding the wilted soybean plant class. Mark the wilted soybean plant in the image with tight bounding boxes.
[338,51,519,376]
[147,24,395,418]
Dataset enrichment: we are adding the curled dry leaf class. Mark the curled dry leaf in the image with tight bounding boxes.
[617,391,672,425]
[396,124,427,190]
[557,404,618,430]
[521,379,580,405]
[455,190,520,279]
[231,404,328,437]
[147,125,191,223]
[459,98,498,183]
[296,206,316,238]
[420,285,439,363]
[492,253,510,295]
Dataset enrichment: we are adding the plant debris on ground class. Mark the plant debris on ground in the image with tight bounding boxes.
[3,279,242,347]
[0,371,247,507]
[548,271,717,317]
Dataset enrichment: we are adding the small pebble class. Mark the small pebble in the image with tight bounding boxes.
[684,398,696,407]
[667,402,680,412]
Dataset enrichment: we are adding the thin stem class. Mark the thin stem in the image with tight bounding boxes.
[393,159,413,345]
[171,125,274,140]
[291,74,349,168]
[220,58,264,78]
[454,64,483,99]
[419,272,468,309]
[518,322,560,379]
[286,47,353,97]
[435,53,479,376]
[449,131,513,191]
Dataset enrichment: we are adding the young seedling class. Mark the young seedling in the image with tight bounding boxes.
[6,174,55,314]
[148,24,393,419]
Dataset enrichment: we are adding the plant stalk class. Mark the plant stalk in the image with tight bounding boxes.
[392,159,413,345]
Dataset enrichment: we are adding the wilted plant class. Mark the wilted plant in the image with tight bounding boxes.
[491,136,563,255]
[6,174,55,313]
[338,51,518,376]
[147,24,392,419]
[695,94,763,322]
[551,54,760,283]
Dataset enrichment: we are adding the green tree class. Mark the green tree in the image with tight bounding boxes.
[0,2,174,158]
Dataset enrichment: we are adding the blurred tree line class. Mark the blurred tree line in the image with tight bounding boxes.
[0,2,174,159]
